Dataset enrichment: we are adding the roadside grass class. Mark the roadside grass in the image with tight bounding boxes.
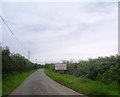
[2,69,37,96]
[0,75,2,97]
[45,69,119,96]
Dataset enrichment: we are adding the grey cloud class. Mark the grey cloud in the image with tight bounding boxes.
[2,2,118,64]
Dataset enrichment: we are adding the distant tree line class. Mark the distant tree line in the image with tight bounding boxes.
[45,55,120,86]
[2,46,39,75]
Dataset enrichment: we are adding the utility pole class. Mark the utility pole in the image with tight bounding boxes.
[0,43,1,47]
[45,60,46,64]
[36,59,37,64]
[28,51,30,60]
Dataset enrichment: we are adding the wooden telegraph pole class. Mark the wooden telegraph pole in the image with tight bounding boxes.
[28,51,30,60]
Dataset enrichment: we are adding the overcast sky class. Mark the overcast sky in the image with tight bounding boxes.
[2,2,118,64]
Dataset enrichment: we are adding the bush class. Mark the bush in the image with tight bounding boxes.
[45,55,119,85]
[2,46,38,75]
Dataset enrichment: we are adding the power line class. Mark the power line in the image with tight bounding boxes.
[0,16,33,61]
[0,16,25,50]
[0,16,15,36]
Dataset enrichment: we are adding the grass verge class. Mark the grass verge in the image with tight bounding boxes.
[0,75,2,97]
[2,69,37,96]
[45,69,119,96]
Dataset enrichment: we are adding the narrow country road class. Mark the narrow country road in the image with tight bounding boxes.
[10,69,84,95]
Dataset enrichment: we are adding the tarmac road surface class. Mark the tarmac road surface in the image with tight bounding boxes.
[10,69,85,95]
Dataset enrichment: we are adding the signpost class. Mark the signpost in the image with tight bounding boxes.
[55,63,67,73]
